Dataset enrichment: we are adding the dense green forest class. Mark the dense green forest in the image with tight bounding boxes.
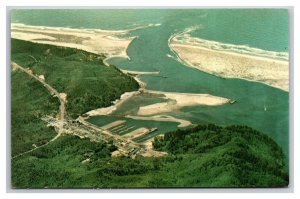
[12,125,288,188]
[11,39,139,118]
[11,70,59,156]
[153,124,288,187]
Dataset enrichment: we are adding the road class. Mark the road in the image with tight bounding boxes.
[11,62,66,159]
[12,62,65,134]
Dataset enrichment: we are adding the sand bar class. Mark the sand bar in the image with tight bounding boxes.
[137,90,230,116]
[169,27,289,91]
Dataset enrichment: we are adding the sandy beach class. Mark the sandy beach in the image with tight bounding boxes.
[11,23,134,60]
[169,28,289,92]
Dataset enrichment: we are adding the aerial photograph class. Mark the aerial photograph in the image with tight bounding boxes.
[10,9,289,188]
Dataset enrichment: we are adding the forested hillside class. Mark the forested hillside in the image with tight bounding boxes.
[11,39,139,118]
[12,124,288,188]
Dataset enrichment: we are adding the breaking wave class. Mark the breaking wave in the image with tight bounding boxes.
[171,26,288,61]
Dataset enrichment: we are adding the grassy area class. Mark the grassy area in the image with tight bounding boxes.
[11,39,139,118]
[12,125,288,188]
[11,70,59,156]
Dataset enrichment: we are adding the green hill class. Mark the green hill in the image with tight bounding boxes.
[152,124,288,187]
[11,39,139,118]
[12,125,288,188]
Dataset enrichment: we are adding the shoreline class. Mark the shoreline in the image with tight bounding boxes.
[11,23,135,61]
[168,27,289,92]
[102,36,138,66]
[83,91,140,118]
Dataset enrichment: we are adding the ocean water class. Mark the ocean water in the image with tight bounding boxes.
[11,9,289,160]
[11,9,288,52]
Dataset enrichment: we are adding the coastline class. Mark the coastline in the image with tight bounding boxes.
[168,27,289,92]
[102,36,139,66]
[11,23,135,61]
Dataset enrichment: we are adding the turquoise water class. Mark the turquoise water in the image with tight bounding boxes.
[11,9,289,159]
